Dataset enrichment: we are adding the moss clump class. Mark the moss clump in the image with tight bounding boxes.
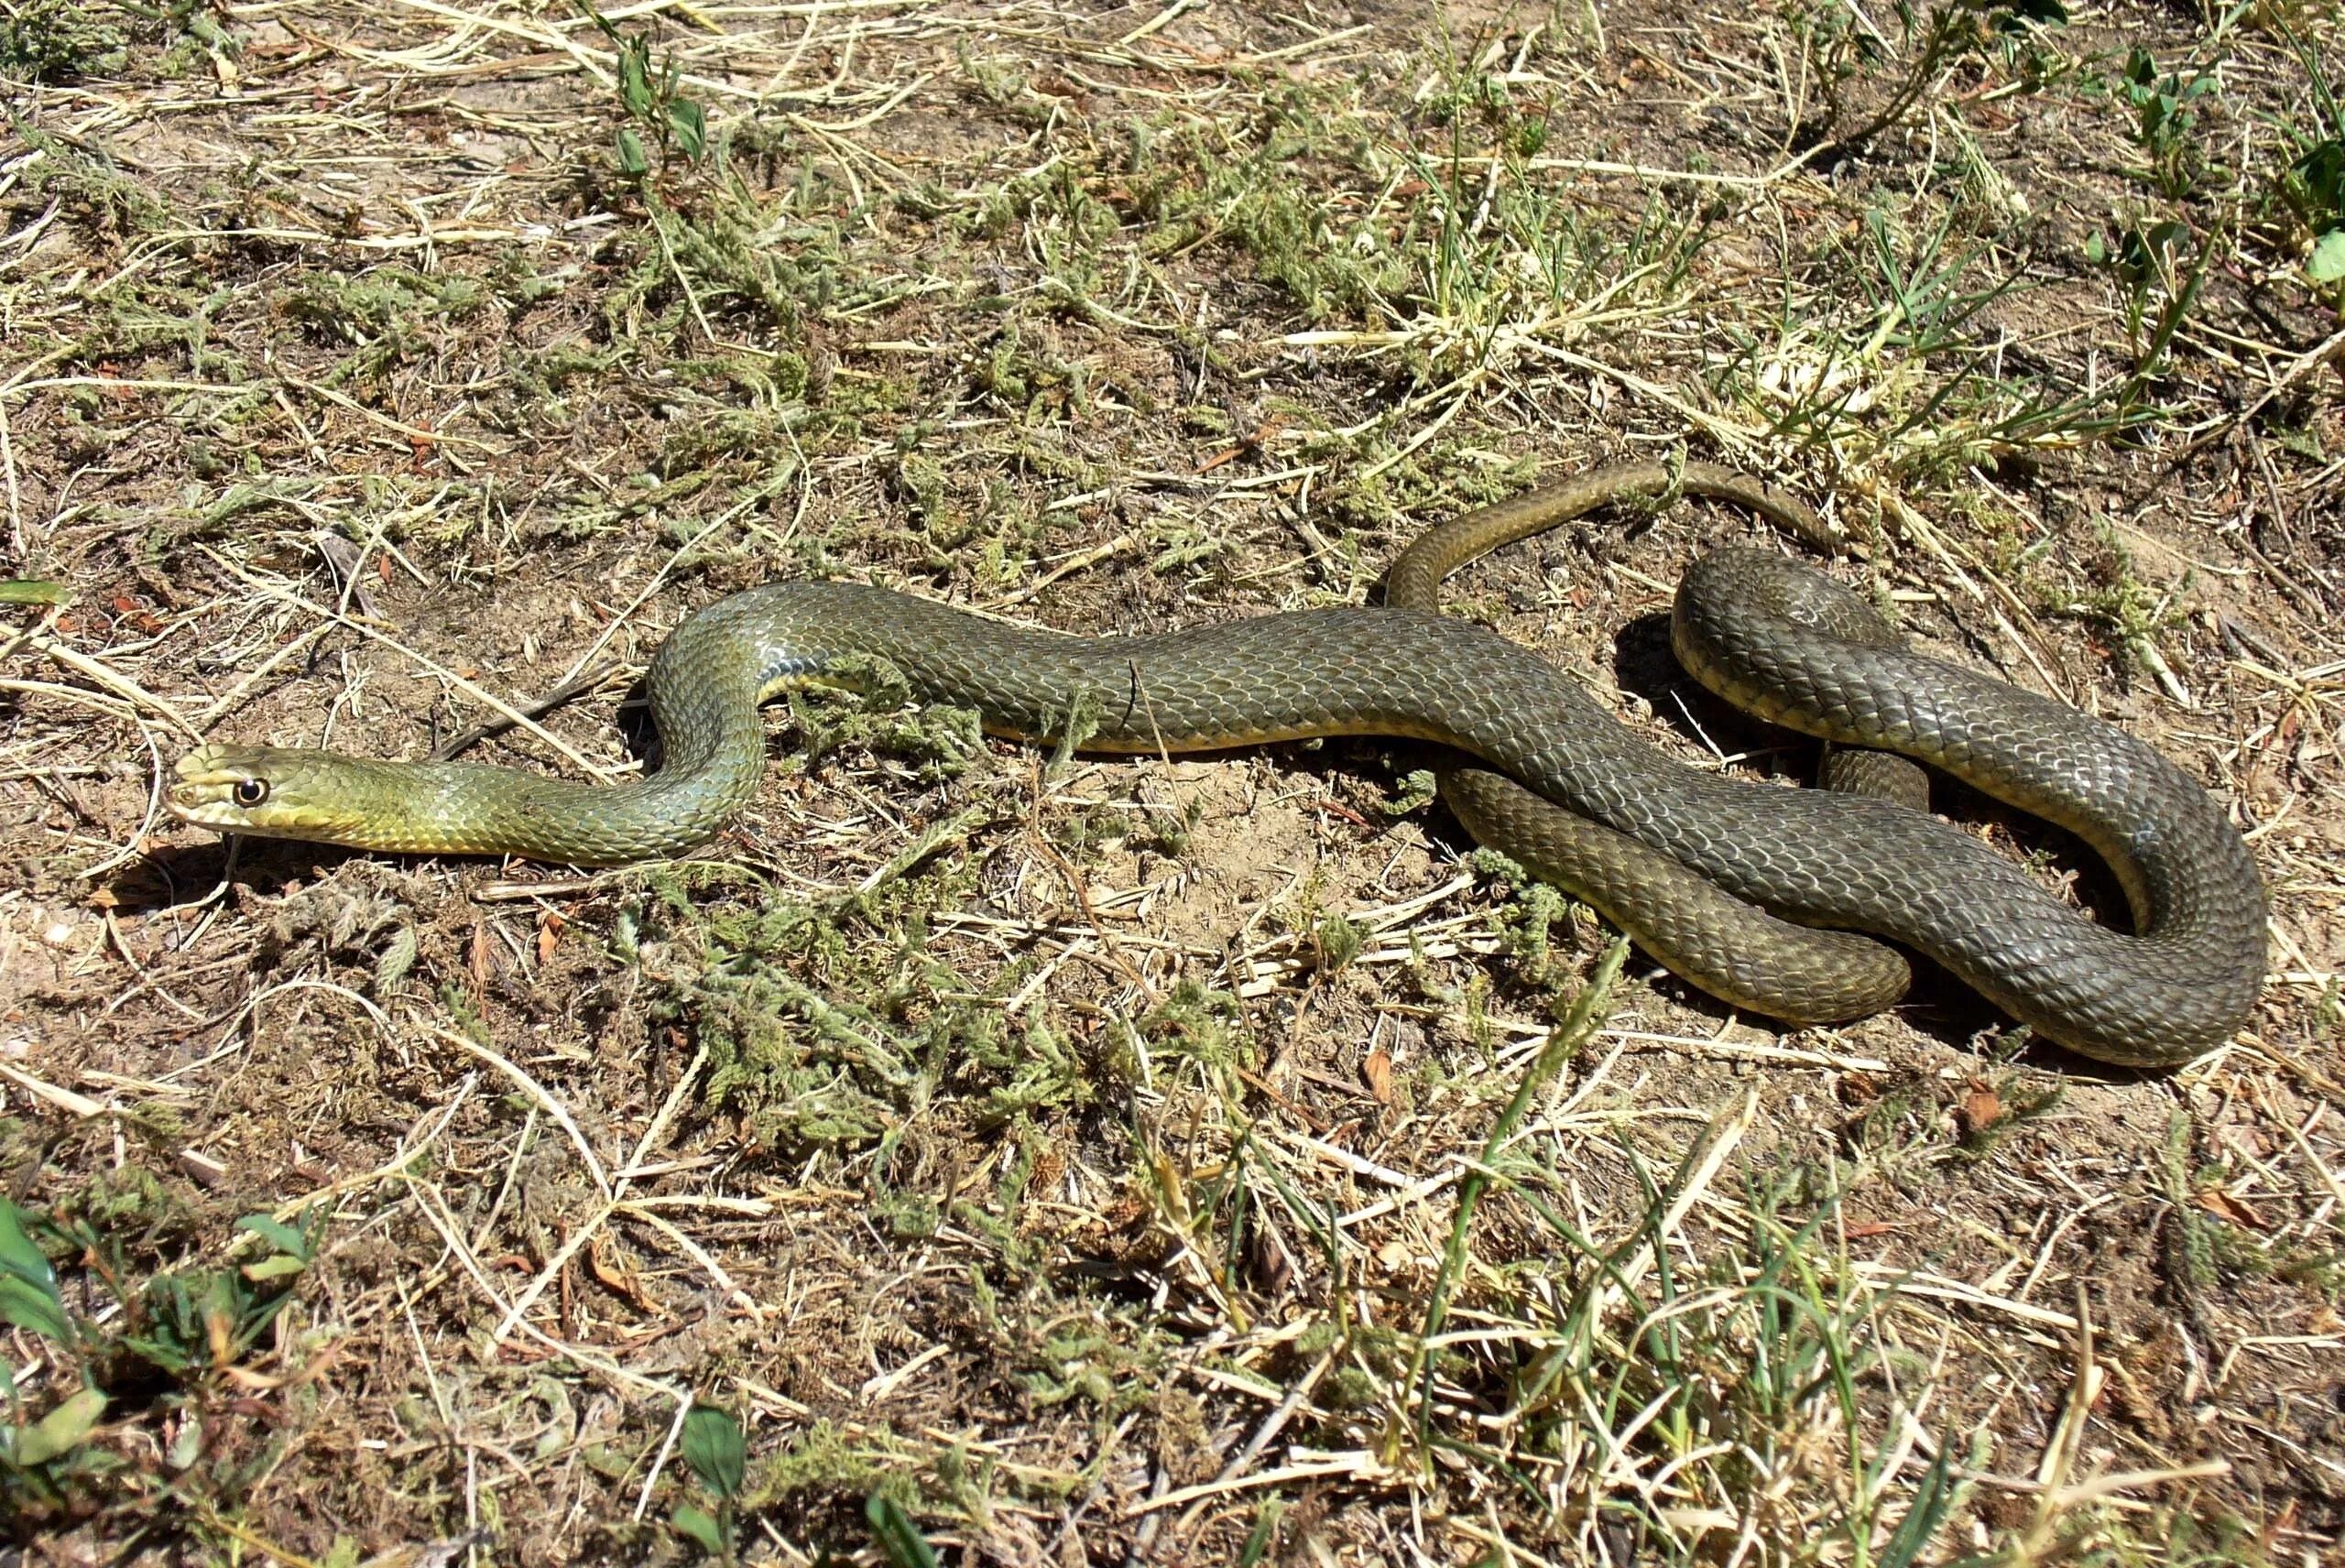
[0,0,127,82]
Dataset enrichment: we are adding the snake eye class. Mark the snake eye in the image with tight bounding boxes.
[233,778,270,808]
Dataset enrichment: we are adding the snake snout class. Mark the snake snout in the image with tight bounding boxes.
[168,746,262,826]
[167,744,345,839]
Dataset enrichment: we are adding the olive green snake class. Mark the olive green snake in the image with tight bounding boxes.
[168,462,2267,1067]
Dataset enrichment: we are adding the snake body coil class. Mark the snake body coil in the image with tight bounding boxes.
[169,463,2267,1066]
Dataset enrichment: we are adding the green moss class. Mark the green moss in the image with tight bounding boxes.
[22,129,170,236]
[281,265,493,387]
[0,0,125,82]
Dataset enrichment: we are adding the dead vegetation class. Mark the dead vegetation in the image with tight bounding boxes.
[2,0,2342,1562]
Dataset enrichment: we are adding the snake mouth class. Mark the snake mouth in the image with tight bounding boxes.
[167,794,265,832]
[166,745,336,840]
[166,747,245,825]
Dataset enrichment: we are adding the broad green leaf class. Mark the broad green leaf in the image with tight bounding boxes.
[11,1387,105,1465]
[619,46,652,118]
[669,98,706,161]
[680,1404,746,1498]
[242,1255,308,1282]
[671,1503,724,1554]
[2309,229,2345,283]
[0,1274,71,1345]
[0,1203,71,1345]
[0,581,71,606]
[616,127,649,177]
[235,1213,311,1261]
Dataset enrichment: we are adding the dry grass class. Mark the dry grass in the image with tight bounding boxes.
[2,0,2342,1563]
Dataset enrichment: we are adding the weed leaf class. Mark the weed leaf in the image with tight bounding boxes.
[680,1403,746,1498]
[234,1212,311,1262]
[0,1201,71,1345]
[619,45,652,118]
[669,98,706,161]
[8,1386,106,1465]
[671,1502,724,1553]
[2310,230,2345,283]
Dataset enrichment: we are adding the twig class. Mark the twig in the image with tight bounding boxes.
[431,662,626,761]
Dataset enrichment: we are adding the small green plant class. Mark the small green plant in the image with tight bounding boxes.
[2298,142,2345,285]
[1808,0,2069,158]
[1409,940,1627,1451]
[2274,32,2345,288]
[671,1403,748,1563]
[2088,217,2188,339]
[1,1195,322,1532]
[1860,205,2020,356]
[2118,49,2218,198]
[2084,216,2219,392]
[0,1203,104,1503]
[575,0,707,180]
[0,0,126,81]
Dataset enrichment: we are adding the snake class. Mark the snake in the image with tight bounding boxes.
[167,461,2267,1067]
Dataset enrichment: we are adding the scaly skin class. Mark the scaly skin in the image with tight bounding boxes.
[169,462,2267,1065]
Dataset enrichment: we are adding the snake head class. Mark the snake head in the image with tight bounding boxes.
[169,744,381,845]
